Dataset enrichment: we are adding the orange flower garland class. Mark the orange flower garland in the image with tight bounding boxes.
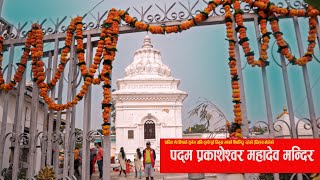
[47,19,76,89]
[118,0,220,34]
[0,0,318,137]
[257,0,271,65]
[269,8,318,65]
[224,0,243,139]
[0,30,32,91]
[28,10,120,135]
[242,0,310,17]
[100,9,120,136]
[234,0,265,67]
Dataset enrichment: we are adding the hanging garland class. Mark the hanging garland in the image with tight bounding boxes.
[269,8,318,65]
[0,1,318,137]
[47,19,76,89]
[257,0,272,65]
[100,9,120,136]
[118,0,219,34]
[224,0,243,139]
[246,0,319,65]
[0,31,32,91]
[234,0,263,67]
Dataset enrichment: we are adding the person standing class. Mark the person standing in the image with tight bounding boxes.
[95,142,103,179]
[118,147,127,177]
[74,147,81,178]
[89,146,97,178]
[134,148,142,179]
[143,142,156,180]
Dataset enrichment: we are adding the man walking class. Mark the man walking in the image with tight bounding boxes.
[95,142,103,179]
[143,141,156,180]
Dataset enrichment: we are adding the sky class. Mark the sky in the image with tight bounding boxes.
[2,0,320,132]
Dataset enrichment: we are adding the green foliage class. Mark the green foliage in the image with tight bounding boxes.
[1,167,26,180]
[259,174,274,180]
[187,98,228,131]
[184,124,209,134]
[251,125,267,134]
[305,0,320,11]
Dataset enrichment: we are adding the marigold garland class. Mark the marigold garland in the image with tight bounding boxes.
[257,0,272,65]
[0,31,32,91]
[224,0,243,139]
[48,19,76,89]
[0,0,318,137]
[269,8,318,65]
[117,0,219,34]
[234,1,260,67]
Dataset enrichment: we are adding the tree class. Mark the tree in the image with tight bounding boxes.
[188,98,228,131]
[305,0,320,11]
[184,124,209,134]
[251,125,266,135]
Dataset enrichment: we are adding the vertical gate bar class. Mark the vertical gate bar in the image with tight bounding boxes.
[280,54,301,180]
[54,76,64,177]
[0,0,4,17]
[26,51,47,177]
[54,41,64,178]
[253,17,279,180]
[292,16,319,138]
[11,66,27,180]
[316,17,320,50]
[41,116,48,168]
[26,79,39,179]
[46,39,59,167]
[69,50,77,177]
[103,136,111,180]
[0,44,15,171]
[82,34,92,180]
[280,55,298,138]
[232,22,249,137]
[253,17,276,138]
[41,50,53,168]
[62,36,76,178]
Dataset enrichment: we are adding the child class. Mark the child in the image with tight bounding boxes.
[126,159,131,173]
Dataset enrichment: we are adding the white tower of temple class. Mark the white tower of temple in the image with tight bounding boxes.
[112,35,188,163]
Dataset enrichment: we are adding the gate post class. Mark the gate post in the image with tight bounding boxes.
[81,34,93,180]
[103,136,111,180]
[62,37,76,178]
[11,69,26,180]
[253,15,279,180]
[0,44,15,171]
[292,16,319,138]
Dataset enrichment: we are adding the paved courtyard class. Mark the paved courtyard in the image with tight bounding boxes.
[89,171,217,180]
[77,164,216,180]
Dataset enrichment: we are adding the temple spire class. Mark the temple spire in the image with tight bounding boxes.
[142,35,153,48]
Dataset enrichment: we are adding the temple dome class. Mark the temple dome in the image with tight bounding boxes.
[125,35,171,77]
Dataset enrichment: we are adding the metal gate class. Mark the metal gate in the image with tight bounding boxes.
[0,0,319,180]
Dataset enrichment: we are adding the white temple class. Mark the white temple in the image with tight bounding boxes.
[112,36,188,162]
[274,107,312,138]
